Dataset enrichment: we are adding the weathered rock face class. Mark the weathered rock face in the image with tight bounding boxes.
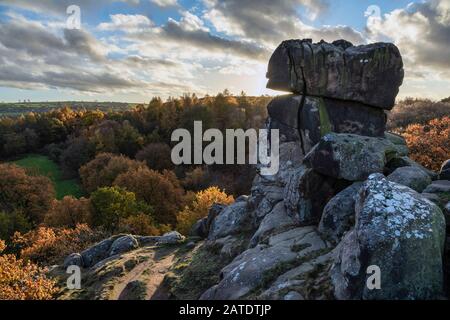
[64,253,83,268]
[318,182,362,243]
[385,155,438,179]
[109,235,139,256]
[304,133,398,181]
[332,174,446,300]
[268,94,387,150]
[388,166,432,193]
[423,180,450,194]
[201,227,329,300]
[266,39,404,109]
[208,202,252,240]
[440,160,450,180]
[190,204,227,238]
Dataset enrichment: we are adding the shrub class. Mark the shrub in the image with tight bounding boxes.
[176,187,234,235]
[79,153,145,193]
[12,224,105,266]
[0,211,32,242]
[0,164,55,224]
[401,117,450,171]
[118,213,160,236]
[388,98,450,131]
[136,143,174,171]
[90,186,153,232]
[113,167,187,226]
[44,196,92,228]
[0,240,58,300]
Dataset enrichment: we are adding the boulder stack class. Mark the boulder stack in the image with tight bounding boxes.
[195,39,449,300]
[266,39,404,152]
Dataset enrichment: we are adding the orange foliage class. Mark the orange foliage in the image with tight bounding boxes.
[176,187,234,235]
[12,224,105,266]
[44,196,92,228]
[0,240,57,300]
[401,117,450,171]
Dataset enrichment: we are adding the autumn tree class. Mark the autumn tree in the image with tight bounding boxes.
[0,164,55,224]
[176,187,234,235]
[79,153,145,193]
[113,167,187,226]
[135,143,174,172]
[44,196,92,228]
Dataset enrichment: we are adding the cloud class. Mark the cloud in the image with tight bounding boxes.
[0,0,140,16]
[202,0,363,47]
[367,0,450,71]
[150,0,178,8]
[98,14,153,32]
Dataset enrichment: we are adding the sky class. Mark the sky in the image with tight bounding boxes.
[0,0,449,103]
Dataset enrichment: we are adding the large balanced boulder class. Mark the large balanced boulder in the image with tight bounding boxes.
[304,133,398,181]
[268,94,387,150]
[388,166,432,193]
[266,39,404,109]
[332,174,445,300]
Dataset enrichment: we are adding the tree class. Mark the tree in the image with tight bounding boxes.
[44,196,92,228]
[0,164,55,224]
[176,187,234,235]
[0,210,32,242]
[113,167,187,226]
[90,186,152,232]
[135,143,173,172]
[79,153,145,193]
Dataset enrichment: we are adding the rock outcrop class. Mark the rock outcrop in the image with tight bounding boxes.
[193,38,448,301]
[266,39,404,109]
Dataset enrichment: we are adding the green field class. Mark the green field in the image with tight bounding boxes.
[12,154,84,200]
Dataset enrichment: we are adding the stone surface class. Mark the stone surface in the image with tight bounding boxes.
[81,235,122,268]
[201,227,328,300]
[64,253,83,268]
[190,203,226,238]
[423,180,450,194]
[388,166,432,193]
[318,182,362,243]
[266,39,404,109]
[268,95,386,149]
[208,201,251,240]
[385,132,409,156]
[385,156,438,180]
[159,231,185,244]
[109,235,139,257]
[249,201,299,247]
[440,160,450,180]
[304,133,398,181]
[332,174,445,300]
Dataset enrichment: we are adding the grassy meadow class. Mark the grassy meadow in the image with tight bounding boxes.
[12,154,84,199]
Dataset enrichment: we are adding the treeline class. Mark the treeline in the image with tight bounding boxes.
[0,92,270,245]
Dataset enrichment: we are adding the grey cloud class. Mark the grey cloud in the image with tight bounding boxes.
[202,0,364,47]
[161,19,269,60]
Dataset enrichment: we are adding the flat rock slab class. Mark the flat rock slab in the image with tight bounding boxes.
[266,39,404,109]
